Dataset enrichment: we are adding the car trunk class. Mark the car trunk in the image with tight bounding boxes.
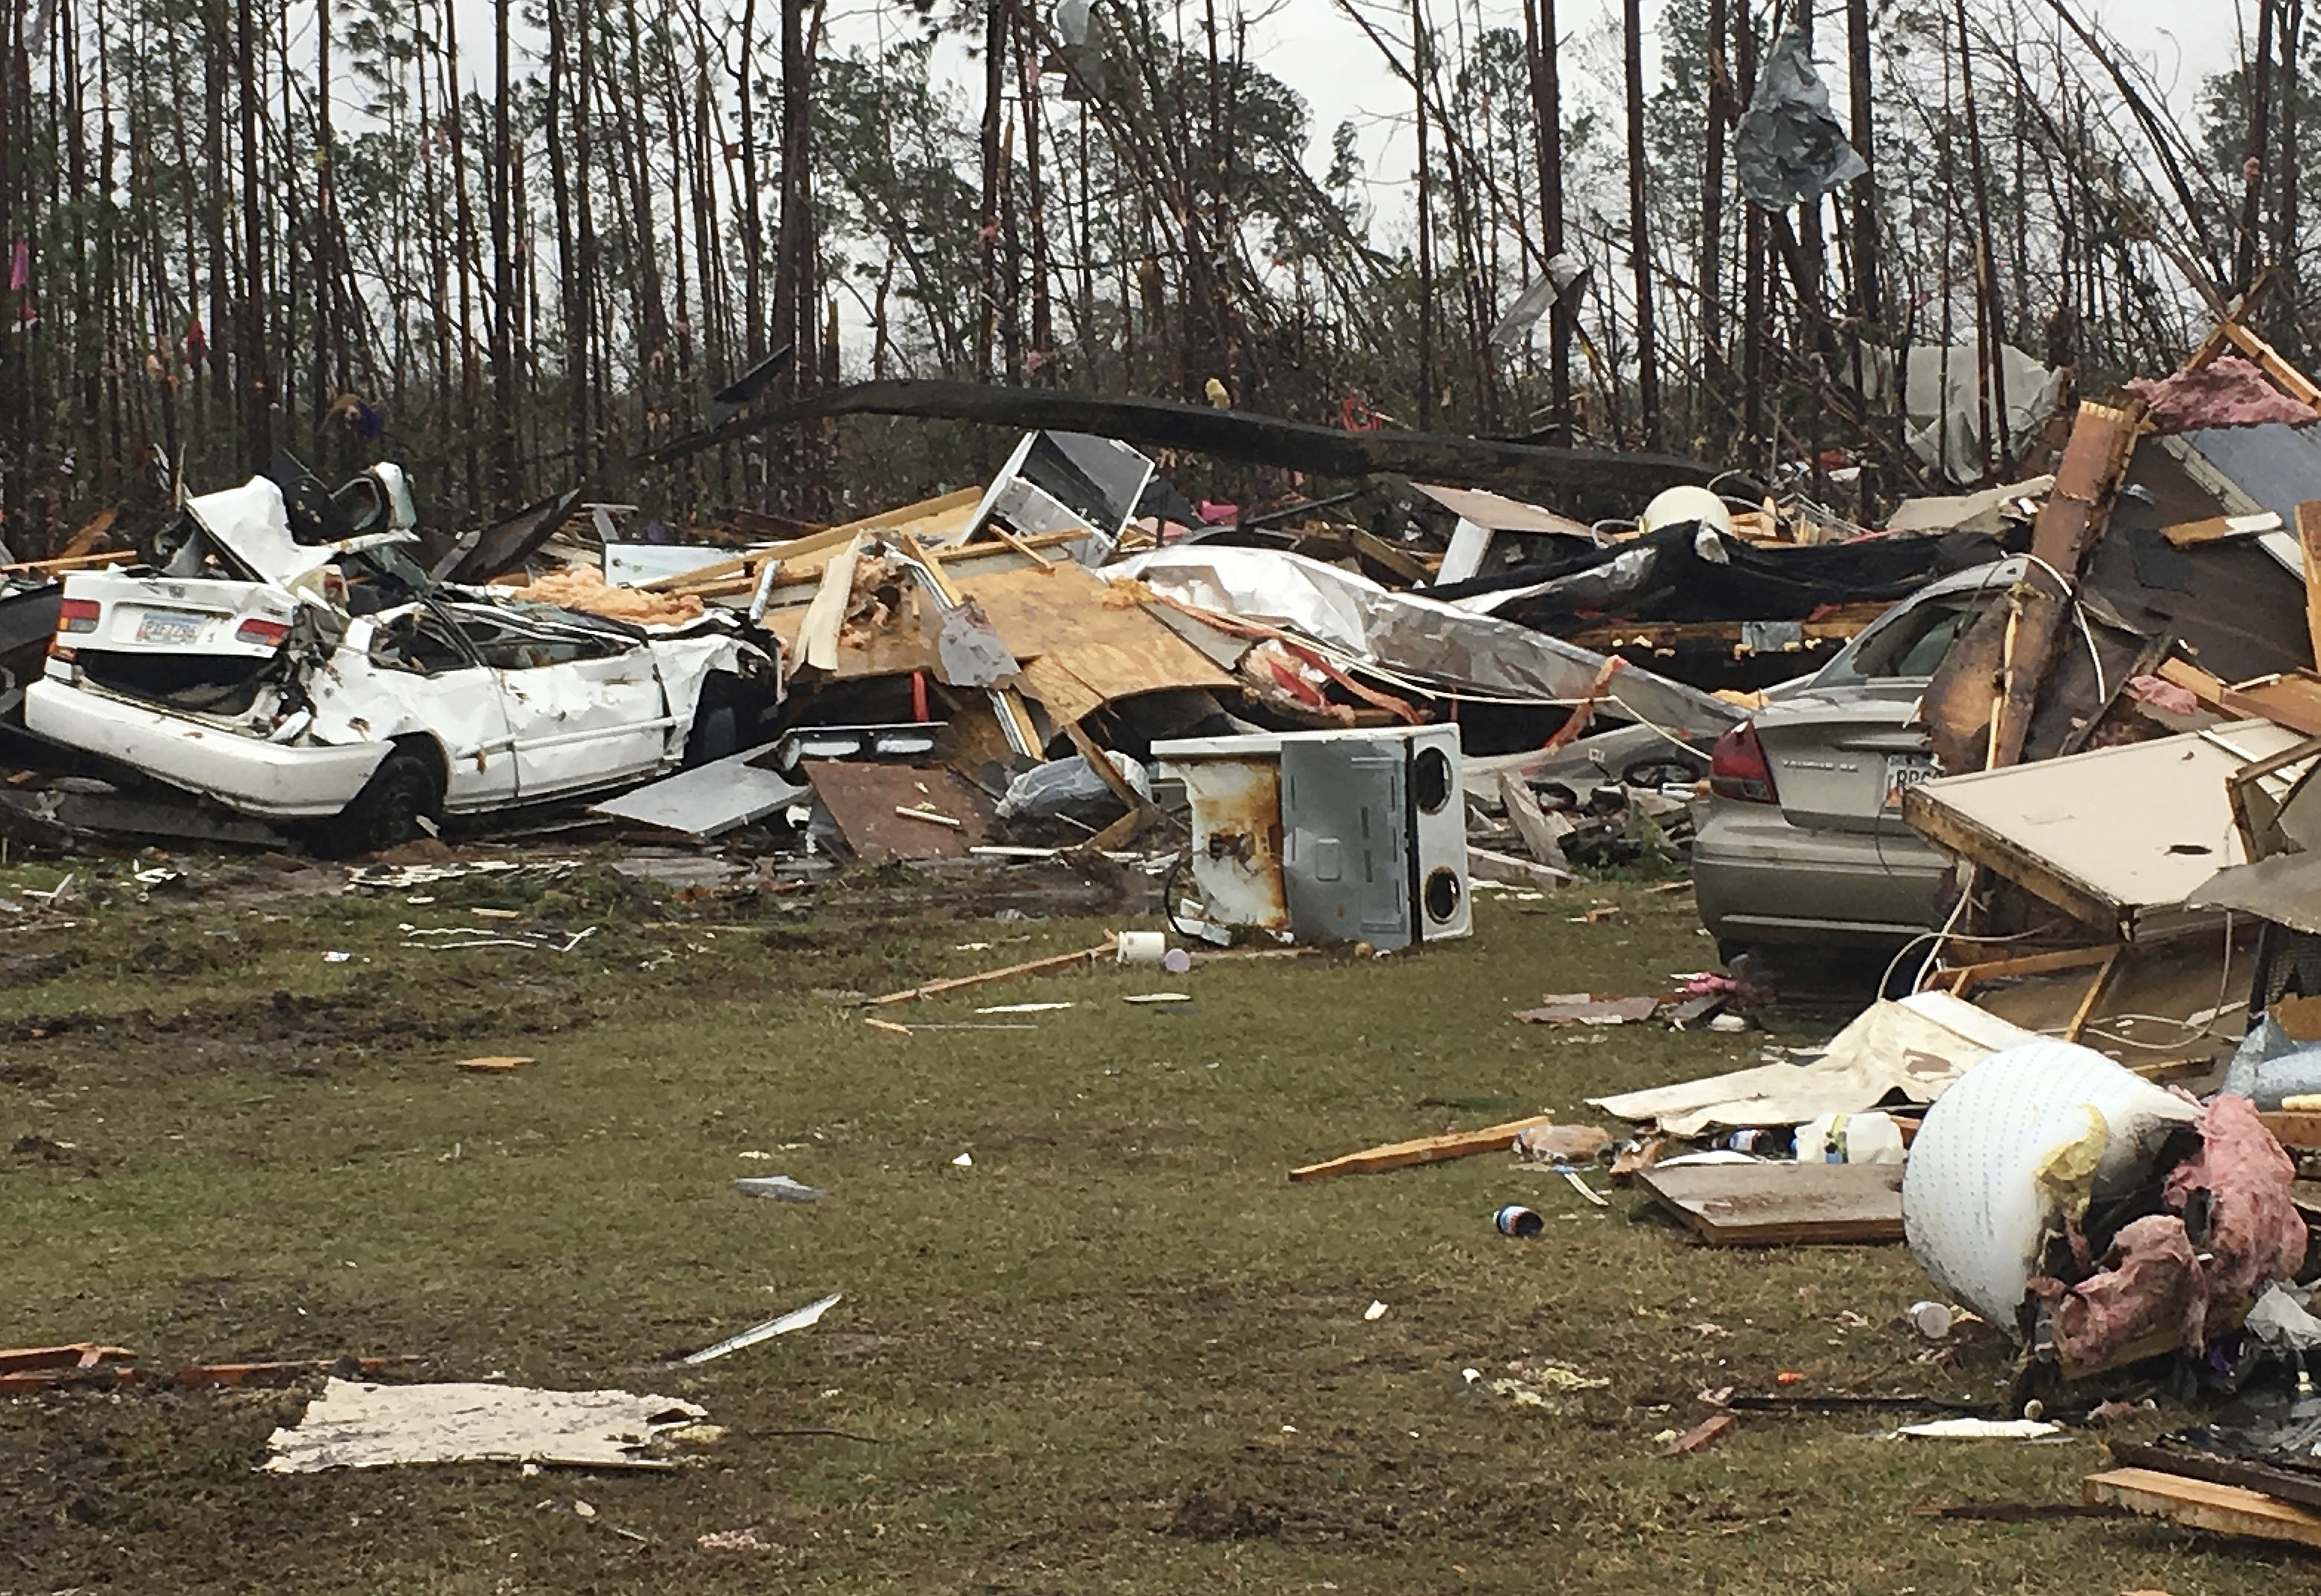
[56,570,297,719]
[1752,686,1935,838]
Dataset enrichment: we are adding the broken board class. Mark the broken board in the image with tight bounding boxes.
[801,762,990,861]
[2083,1466,2321,1551]
[1637,1161,1904,1245]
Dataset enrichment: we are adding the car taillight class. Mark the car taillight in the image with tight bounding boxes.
[235,617,292,648]
[58,598,100,634]
[1709,721,1780,804]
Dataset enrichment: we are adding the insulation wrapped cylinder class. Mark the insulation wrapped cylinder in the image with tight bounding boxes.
[1900,1040,2202,1325]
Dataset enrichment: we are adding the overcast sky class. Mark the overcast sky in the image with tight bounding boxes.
[800,0,2251,249]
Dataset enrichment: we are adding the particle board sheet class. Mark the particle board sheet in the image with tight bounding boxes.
[262,1378,707,1473]
[1407,483,1597,539]
[1902,722,2311,934]
[2083,1466,2321,1551]
[955,561,1236,724]
[800,761,990,861]
[1636,1161,1904,1246]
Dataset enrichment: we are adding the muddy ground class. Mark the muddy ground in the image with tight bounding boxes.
[0,847,2299,1593]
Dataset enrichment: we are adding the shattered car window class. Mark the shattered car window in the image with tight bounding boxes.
[369,610,471,676]
[1816,594,1992,686]
[454,609,625,670]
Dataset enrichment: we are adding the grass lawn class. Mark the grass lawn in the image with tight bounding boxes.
[0,851,2298,1592]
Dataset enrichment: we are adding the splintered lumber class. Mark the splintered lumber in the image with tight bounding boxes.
[2300,500,2321,673]
[1638,1161,1904,1245]
[1288,1114,1555,1182]
[2083,1467,2321,1551]
[1989,401,2142,769]
[2062,948,2124,1044]
[865,938,1117,1006]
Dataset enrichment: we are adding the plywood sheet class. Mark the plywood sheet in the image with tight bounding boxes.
[957,562,1236,721]
[1637,1161,1904,1245]
[802,761,990,861]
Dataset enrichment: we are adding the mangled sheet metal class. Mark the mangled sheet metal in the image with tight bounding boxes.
[1590,990,2041,1135]
[1113,545,1737,742]
[1903,722,2312,940]
[1900,342,2068,483]
[263,1378,708,1473]
[1731,21,1867,209]
[588,747,811,841]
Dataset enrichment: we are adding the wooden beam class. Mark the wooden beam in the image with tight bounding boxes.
[1937,944,2118,1000]
[2084,1466,2321,1551]
[863,938,1117,1007]
[2299,500,2321,672]
[2062,947,2123,1043]
[1288,1114,1556,1182]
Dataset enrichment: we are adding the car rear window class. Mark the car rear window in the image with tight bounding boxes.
[1815,593,1993,687]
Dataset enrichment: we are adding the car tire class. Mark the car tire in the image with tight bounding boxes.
[317,749,443,856]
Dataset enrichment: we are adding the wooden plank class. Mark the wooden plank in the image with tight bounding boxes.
[2063,947,2124,1044]
[2257,1110,2321,1148]
[1938,943,2117,1000]
[1288,1114,1556,1182]
[1636,1161,1904,1246]
[2108,1443,2321,1513]
[2220,318,2321,412]
[2220,671,2321,737]
[864,938,1117,1007]
[1990,401,2142,769]
[2084,1466,2321,1551]
[2301,501,2321,673]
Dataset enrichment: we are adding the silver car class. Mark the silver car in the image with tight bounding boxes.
[1692,558,2025,959]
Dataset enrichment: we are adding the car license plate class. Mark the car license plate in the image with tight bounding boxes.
[135,610,206,647]
[1883,752,1938,807]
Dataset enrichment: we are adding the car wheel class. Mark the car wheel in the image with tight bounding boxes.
[318,749,443,856]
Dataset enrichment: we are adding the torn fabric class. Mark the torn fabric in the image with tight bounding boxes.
[1732,22,1868,209]
[1589,990,2039,1136]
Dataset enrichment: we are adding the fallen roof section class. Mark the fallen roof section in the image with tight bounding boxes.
[1903,722,2312,940]
[633,379,1714,502]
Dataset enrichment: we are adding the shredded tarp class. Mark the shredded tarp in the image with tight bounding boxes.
[1899,342,2067,483]
[1732,22,1868,209]
[1588,990,2040,1136]
[263,1379,708,1473]
[1427,522,2012,627]
[1110,545,1738,741]
[2130,356,2319,434]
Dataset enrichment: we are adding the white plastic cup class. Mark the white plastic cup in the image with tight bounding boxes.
[1908,1300,1954,1340]
[1116,930,1167,966]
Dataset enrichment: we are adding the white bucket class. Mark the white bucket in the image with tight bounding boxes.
[1115,930,1167,966]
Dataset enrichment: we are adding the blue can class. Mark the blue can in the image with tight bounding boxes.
[1493,1204,1544,1238]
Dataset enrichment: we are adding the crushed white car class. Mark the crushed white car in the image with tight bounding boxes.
[25,457,779,850]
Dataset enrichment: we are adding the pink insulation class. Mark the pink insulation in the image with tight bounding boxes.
[2128,356,2320,433]
[2024,1094,2307,1368]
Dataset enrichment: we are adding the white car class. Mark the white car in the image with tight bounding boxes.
[26,460,777,851]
